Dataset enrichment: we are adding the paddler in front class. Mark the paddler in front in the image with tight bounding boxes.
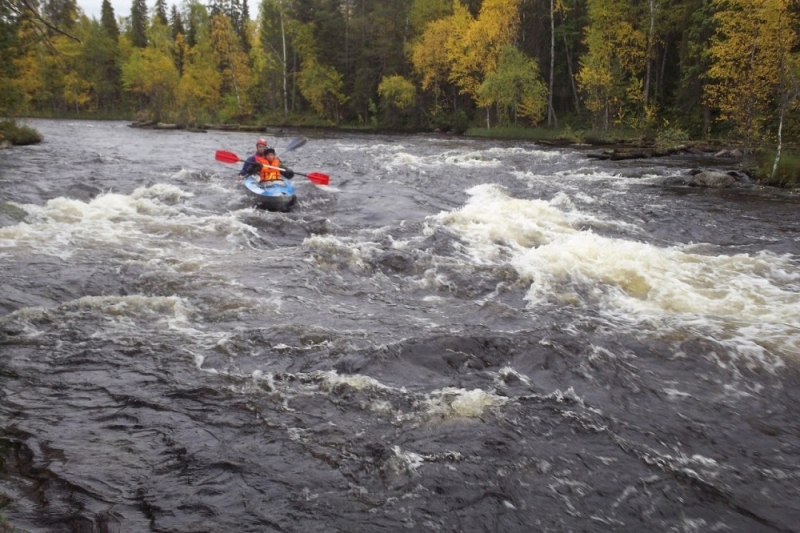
[238,138,295,184]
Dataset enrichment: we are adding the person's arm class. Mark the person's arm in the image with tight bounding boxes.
[239,156,260,176]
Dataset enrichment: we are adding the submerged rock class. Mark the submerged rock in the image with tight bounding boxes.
[687,170,754,188]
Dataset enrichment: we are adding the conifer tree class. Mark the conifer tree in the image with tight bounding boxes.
[170,4,185,40]
[130,0,148,47]
[168,4,186,75]
[100,0,119,40]
[154,0,169,26]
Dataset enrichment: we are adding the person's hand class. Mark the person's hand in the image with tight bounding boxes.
[281,167,295,179]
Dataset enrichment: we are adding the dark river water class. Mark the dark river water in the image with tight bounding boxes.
[1,119,799,532]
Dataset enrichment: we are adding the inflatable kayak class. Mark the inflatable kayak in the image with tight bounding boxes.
[242,176,296,211]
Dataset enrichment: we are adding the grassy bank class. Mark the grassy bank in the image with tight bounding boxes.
[754,149,800,189]
[0,120,42,146]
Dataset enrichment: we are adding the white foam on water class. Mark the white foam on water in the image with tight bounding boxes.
[0,294,199,341]
[430,185,800,367]
[303,234,381,270]
[513,167,630,184]
[391,446,425,473]
[316,370,398,392]
[1,185,255,263]
[424,387,508,418]
[485,146,564,159]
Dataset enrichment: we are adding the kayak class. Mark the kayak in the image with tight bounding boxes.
[242,176,296,211]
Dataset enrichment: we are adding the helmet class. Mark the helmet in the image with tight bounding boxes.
[256,137,267,147]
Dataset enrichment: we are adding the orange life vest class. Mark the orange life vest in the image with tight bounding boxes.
[254,155,282,182]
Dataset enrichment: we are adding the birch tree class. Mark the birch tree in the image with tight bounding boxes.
[706,0,799,160]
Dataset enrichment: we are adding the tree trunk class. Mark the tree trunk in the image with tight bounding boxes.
[562,30,580,114]
[771,95,785,183]
[280,10,288,122]
[547,0,557,127]
[643,0,656,116]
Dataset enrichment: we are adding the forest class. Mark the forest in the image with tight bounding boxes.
[1,0,799,184]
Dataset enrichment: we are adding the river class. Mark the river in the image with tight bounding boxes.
[1,119,798,532]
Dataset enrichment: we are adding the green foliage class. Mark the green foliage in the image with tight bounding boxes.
[100,0,120,40]
[656,124,690,145]
[433,109,470,134]
[706,0,798,156]
[377,75,416,125]
[130,0,149,48]
[478,45,547,126]
[0,119,43,145]
[409,0,452,36]
[121,46,179,120]
[577,0,647,132]
[756,149,800,188]
[0,0,22,114]
[298,62,347,124]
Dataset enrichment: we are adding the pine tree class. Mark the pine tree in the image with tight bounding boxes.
[100,0,119,40]
[154,0,169,26]
[130,0,148,47]
[170,4,185,40]
[170,4,186,75]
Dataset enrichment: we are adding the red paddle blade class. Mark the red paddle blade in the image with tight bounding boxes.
[215,150,242,164]
[306,172,329,185]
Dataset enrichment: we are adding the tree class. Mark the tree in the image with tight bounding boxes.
[153,0,168,26]
[410,15,455,113]
[676,0,716,135]
[177,21,221,123]
[81,18,122,111]
[43,0,78,33]
[260,0,292,121]
[448,0,523,102]
[211,12,253,119]
[706,0,799,160]
[298,61,347,123]
[121,18,180,120]
[478,44,548,126]
[100,0,119,40]
[170,4,186,74]
[377,74,415,125]
[577,0,647,131]
[130,0,148,47]
[170,4,185,40]
[408,0,451,37]
[0,0,23,113]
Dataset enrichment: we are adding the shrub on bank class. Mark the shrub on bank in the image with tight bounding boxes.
[0,120,42,146]
[755,149,800,188]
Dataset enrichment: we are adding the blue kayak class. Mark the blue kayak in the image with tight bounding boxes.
[242,176,296,211]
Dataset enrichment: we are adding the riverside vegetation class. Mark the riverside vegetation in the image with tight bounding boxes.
[1,0,798,187]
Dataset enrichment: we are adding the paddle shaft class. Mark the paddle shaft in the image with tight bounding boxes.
[215,149,330,185]
[260,162,314,179]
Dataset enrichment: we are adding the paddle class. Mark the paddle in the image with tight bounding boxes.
[215,150,330,185]
[285,136,307,151]
[215,137,329,185]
